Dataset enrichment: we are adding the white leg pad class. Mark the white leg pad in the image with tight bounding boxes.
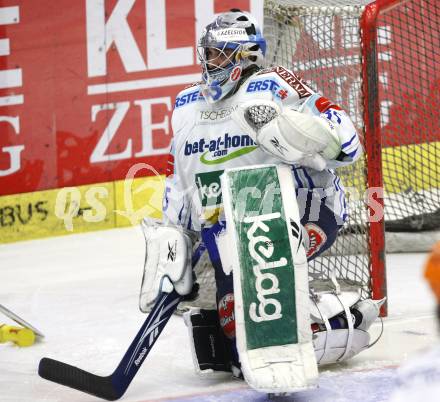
[242,343,318,392]
[221,164,318,393]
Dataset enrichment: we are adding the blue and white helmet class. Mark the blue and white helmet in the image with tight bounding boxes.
[197,9,266,103]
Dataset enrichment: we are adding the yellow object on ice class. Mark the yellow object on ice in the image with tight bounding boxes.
[0,324,36,347]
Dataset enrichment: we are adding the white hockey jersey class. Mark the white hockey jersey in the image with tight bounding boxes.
[163,66,362,231]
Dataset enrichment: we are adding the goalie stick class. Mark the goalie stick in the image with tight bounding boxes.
[38,242,206,401]
[39,289,181,400]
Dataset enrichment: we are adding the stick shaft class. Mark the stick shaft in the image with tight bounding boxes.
[0,304,44,338]
[38,290,181,400]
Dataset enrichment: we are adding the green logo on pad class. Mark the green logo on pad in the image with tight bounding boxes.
[227,166,298,350]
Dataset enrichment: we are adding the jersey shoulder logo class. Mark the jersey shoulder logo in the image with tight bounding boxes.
[174,88,204,108]
[272,66,312,99]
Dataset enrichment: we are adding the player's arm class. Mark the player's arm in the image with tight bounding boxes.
[299,93,362,169]
[233,69,362,171]
[139,108,199,312]
[161,140,193,229]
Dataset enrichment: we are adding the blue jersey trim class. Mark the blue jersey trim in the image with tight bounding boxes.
[178,203,185,223]
[301,168,315,188]
[291,166,304,188]
[341,134,357,149]
[346,149,358,158]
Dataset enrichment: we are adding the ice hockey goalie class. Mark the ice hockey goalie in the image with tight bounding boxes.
[138,8,384,395]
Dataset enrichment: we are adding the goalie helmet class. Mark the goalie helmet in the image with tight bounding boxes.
[197,9,266,103]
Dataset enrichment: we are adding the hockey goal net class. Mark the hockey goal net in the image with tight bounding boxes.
[180,0,440,316]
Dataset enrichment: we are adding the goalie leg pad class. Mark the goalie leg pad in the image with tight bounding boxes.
[313,329,370,365]
[220,164,318,393]
[310,280,385,365]
[185,298,383,374]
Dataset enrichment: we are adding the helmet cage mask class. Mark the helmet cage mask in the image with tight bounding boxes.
[197,41,241,88]
[197,10,266,103]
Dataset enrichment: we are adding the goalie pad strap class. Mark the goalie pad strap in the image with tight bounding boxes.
[310,285,384,364]
[312,297,332,365]
[313,329,370,365]
[338,292,355,361]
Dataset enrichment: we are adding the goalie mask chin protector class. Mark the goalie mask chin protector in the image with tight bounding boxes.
[197,9,266,103]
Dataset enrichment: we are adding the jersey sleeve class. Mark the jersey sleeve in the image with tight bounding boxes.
[299,93,363,168]
[161,139,192,229]
[161,90,200,231]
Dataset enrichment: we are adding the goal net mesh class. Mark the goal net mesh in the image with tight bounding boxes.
[178,0,440,313]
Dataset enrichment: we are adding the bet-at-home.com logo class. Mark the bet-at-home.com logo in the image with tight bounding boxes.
[184,133,257,165]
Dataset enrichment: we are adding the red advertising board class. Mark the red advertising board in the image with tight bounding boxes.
[0,0,261,197]
[1,0,437,200]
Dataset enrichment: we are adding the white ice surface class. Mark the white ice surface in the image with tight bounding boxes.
[0,226,437,402]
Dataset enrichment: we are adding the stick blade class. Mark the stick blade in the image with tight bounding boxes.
[38,357,121,401]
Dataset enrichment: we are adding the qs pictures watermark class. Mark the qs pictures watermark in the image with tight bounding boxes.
[54,163,165,231]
